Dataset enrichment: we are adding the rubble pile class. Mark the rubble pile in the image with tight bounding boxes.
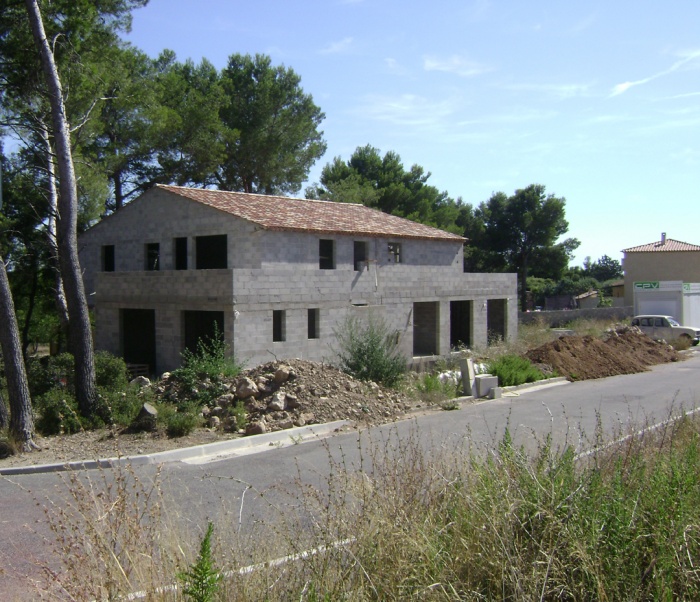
[526,324,681,381]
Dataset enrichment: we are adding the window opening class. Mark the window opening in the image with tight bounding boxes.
[319,239,335,270]
[196,235,227,269]
[308,308,320,339]
[388,242,402,263]
[273,310,286,342]
[174,237,188,270]
[354,241,368,271]
[102,245,115,272]
[145,243,160,271]
[450,300,472,349]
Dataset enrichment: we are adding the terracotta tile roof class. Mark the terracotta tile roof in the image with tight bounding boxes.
[156,185,464,242]
[622,238,700,253]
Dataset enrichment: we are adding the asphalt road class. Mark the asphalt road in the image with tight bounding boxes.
[2,352,700,599]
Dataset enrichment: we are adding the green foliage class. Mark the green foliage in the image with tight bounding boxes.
[35,389,83,435]
[218,53,326,195]
[95,351,129,391]
[166,409,200,438]
[468,184,579,308]
[308,144,466,235]
[584,254,623,281]
[414,372,459,404]
[178,522,221,602]
[231,401,247,431]
[334,313,406,387]
[172,328,243,406]
[487,354,544,386]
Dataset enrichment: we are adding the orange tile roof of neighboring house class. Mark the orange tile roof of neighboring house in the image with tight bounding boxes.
[622,238,700,253]
[156,185,465,242]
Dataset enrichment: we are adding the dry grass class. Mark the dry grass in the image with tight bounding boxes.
[37,409,700,601]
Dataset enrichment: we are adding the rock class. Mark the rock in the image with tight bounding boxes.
[210,406,225,417]
[208,416,221,429]
[236,377,259,399]
[285,393,300,409]
[130,402,158,432]
[267,391,286,411]
[293,415,306,427]
[201,406,211,418]
[273,365,292,384]
[246,421,267,436]
[161,372,171,380]
[130,375,151,388]
[278,419,294,430]
[299,412,315,425]
[217,393,236,409]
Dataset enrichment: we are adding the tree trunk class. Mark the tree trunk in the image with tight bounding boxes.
[20,255,39,359]
[0,256,37,450]
[40,124,70,330]
[0,390,8,431]
[25,0,98,419]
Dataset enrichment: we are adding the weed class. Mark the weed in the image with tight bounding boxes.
[34,389,83,435]
[178,522,221,602]
[487,353,544,386]
[173,325,244,405]
[231,400,247,431]
[333,313,406,387]
[166,409,200,438]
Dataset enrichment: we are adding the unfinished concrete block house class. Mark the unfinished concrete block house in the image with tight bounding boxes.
[78,185,517,375]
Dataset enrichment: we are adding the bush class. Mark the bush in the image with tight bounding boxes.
[172,328,244,405]
[166,410,200,438]
[334,313,406,387]
[487,354,544,387]
[35,389,83,435]
[414,372,458,404]
[95,351,129,392]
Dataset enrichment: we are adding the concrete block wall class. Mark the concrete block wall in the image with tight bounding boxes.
[80,187,518,373]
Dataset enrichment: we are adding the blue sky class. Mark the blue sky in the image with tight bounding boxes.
[125,0,700,267]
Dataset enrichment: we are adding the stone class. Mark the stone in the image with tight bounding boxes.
[267,391,286,411]
[273,365,292,384]
[130,375,151,388]
[278,419,294,430]
[208,416,221,429]
[245,421,267,436]
[217,393,236,409]
[201,406,211,418]
[285,393,300,409]
[210,406,224,416]
[130,402,158,432]
[293,415,306,427]
[236,377,259,399]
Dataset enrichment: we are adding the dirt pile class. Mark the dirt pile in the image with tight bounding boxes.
[526,325,680,381]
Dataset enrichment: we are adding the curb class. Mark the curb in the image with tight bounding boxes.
[444,376,570,405]
[0,420,350,476]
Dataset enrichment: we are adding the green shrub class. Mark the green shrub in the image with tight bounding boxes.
[100,387,151,427]
[35,389,83,435]
[231,401,247,431]
[95,351,129,391]
[414,372,458,404]
[27,353,75,398]
[166,410,200,438]
[178,522,221,602]
[172,327,243,405]
[334,313,406,387]
[487,354,544,387]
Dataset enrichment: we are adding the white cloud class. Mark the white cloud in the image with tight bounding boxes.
[423,54,488,78]
[350,93,459,128]
[611,49,700,97]
[505,82,592,100]
[320,37,354,55]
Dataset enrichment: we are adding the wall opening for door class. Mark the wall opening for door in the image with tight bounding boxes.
[183,310,224,354]
[450,300,472,349]
[121,309,156,375]
[487,299,507,343]
[413,301,439,356]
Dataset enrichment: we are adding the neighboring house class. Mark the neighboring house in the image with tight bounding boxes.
[622,233,700,306]
[609,279,625,306]
[79,185,517,375]
[575,290,599,309]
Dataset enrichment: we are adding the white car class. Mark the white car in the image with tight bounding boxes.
[631,315,700,346]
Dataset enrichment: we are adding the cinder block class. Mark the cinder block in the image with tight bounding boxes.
[475,374,499,398]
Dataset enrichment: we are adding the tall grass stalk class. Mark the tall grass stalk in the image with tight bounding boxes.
[42,413,700,600]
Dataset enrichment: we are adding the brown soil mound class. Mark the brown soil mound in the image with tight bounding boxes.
[526,326,680,381]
